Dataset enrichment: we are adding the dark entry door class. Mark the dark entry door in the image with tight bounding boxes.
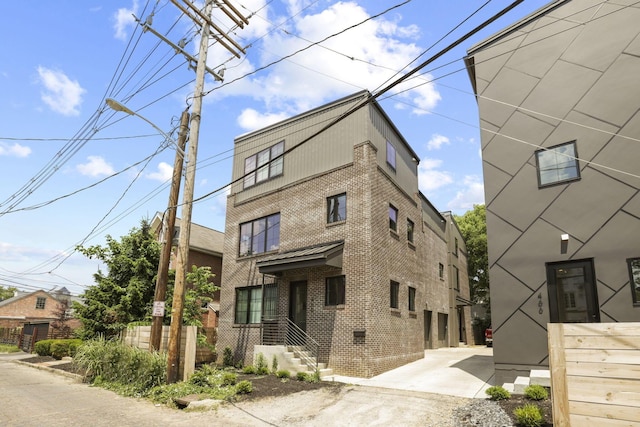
[289,280,307,332]
[546,259,600,323]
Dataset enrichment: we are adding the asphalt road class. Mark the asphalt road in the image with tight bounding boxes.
[0,352,472,426]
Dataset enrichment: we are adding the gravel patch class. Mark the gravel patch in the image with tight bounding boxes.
[453,399,514,427]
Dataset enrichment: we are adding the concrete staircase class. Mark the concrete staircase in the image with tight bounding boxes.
[502,369,550,394]
[284,346,333,378]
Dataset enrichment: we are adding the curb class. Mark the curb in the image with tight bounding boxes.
[13,359,84,381]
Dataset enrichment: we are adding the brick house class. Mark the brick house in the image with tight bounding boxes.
[465,0,640,383]
[217,91,472,378]
[150,213,224,327]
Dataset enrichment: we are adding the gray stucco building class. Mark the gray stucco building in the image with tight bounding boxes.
[466,0,640,382]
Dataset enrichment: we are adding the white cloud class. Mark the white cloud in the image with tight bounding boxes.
[237,108,290,131]
[37,67,86,116]
[417,157,453,192]
[0,142,31,157]
[113,0,138,41]
[208,186,230,222]
[207,1,440,123]
[77,156,115,177]
[426,134,450,151]
[146,162,173,182]
[447,175,485,212]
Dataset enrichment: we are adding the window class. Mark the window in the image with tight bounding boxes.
[239,213,280,256]
[235,286,263,324]
[407,219,414,243]
[627,258,640,305]
[439,263,445,280]
[35,297,46,310]
[386,140,396,170]
[325,276,346,306]
[243,141,284,188]
[438,313,448,341]
[454,238,459,256]
[327,193,346,223]
[535,141,580,187]
[262,284,278,320]
[390,280,399,309]
[389,205,398,232]
[408,286,416,312]
[453,265,460,291]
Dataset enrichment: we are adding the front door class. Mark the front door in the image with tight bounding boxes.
[289,280,307,332]
[546,259,600,323]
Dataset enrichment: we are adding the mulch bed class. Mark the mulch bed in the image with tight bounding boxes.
[233,373,343,402]
[496,394,553,426]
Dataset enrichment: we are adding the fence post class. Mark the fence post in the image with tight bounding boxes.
[548,323,570,427]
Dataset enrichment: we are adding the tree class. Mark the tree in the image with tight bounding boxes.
[73,219,160,339]
[50,299,72,338]
[455,205,489,310]
[0,285,18,301]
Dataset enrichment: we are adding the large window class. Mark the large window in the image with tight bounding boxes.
[386,140,396,170]
[262,284,278,320]
[408,286,416,312]
[439,263,445,280]
[235,286,262,324]
[325,276,346,306]
[389,204,398,232]
[627,258,640,306]
[453,265,460,291]
[327,193,346,223]
[407,219,414,243]
[239,213,280,256]
[390,280,399,309]
[244,141,284,188]
[35,297,46,310]
[535,141,580,187]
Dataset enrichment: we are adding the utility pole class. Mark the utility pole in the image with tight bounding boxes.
[149,110,189,352]
[166,0,213,383]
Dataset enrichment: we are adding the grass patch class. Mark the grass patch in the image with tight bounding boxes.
[0,344,20,353]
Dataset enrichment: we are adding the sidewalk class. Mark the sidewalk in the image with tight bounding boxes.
[327,346,494,398]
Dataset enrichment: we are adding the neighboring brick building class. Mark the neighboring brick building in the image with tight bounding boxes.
[150,213,224,327]
[217,91,472,377]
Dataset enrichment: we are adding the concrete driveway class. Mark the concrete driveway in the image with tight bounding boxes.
[328,346,494,398]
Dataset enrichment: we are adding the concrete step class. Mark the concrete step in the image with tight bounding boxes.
[513,376,530,394]
[502,383,515,393]
[318,367,333,378]
[530,369,550,387]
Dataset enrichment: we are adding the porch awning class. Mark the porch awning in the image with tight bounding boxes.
[256,241,344,275]
[456,295,473,306]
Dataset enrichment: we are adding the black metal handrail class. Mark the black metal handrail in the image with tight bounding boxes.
[261,316,319,372]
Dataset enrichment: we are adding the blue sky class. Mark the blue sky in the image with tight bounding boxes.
[0,0,551,295]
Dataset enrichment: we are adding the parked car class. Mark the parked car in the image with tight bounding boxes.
[485,327,493,347]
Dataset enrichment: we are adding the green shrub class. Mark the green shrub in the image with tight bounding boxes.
[271,355,278,373]
[242,365,257,374]
[255,353,269,375]
[34,339,53,356]
[513,403,544,427]
[235,380,253,394]
[223,347,234,367]
[222,371,237,386]
[524,384,548,401]
[295,371,319,383]
[276,370,290,379]
[485,385,511,401]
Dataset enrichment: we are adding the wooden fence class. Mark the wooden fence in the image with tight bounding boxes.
[548,323,640,426]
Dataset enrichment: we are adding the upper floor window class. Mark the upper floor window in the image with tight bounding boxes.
[408,286,416,312]
[386,141,396,170]
[327,193,346,223]
[35,297,46,310]
[439,263,445,280]
[244,141,284,189]
[390,280,399,309]
[239,213,280,256]
[389,204,398,232]
[454,237,459,256]
[325,276,346,306]
[535,141,580,187]
[453,265,460,291]
[407,219,414,243]
[627,258,640,306]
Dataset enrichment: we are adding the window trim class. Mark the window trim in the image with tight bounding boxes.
[243,141,284,189]
[327,193,347,224]
[389,204,398,233]
[325,275,346,306]
[238,213,280,257]
[627,257,640,306]
[386,140,396,170]
[535,140,581,188]
[390,280,400,309]
[35,296,46,310]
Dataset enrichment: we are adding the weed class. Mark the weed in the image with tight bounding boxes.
[255,353,269,375]
[276,370,291,379]
[271,355,278,373]
[242,365,257,374]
